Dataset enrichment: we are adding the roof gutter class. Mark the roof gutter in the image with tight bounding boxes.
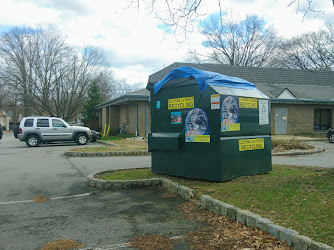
[271,99,334,105]
[95,95,149,109]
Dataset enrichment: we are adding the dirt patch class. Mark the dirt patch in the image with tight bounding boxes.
[130,235,175,250]
[33,195,49,203]
[41,239,85,250]
[129,202,292,249]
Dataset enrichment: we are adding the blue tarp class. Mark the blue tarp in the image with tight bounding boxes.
[154,66,256,94]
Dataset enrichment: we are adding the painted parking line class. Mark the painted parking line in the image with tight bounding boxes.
[0,192,93,205]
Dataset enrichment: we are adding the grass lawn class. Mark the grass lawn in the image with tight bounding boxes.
[97,165,334,247]
[70,137,312,153]
[70,136,148,152]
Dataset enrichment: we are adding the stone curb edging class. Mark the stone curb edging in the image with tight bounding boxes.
[65,150,150,157]
[66,147,323,157]
[96,140,119,146]
[86,170,333,250]
[201,195,333,250]
[272,147,325,156]
[86,170,194,201]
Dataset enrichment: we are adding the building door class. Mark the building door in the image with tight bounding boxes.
[275,108,287,135]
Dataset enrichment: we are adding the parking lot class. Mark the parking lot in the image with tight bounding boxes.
[0,133,202,249]
[1,132,333,249]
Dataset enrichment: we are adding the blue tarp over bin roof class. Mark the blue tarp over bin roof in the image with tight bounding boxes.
[154,66,257,94]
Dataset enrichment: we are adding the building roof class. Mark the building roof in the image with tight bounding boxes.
[95,88,150,109]
[148,62,334,103]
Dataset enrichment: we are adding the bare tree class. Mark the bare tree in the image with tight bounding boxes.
[188,13,278,67]
[270,24,334,70]
[124,0,203,42]
[124,0,333,40]
[0,27,36,116]
[109,78,143,98]
[0,26,108,121]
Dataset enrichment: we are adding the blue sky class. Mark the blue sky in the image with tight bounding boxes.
[0,0,333,85]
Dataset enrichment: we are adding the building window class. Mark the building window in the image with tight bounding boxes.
[314,109,332,130]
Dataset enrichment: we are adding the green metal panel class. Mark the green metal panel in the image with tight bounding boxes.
[148,78,272,182]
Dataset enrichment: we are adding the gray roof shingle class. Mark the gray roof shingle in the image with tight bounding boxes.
[148,62,334,101]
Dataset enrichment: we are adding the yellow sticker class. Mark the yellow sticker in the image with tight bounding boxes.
[195,135,210,143]
[239,138,264,151]
[229,123,240,131]
[239,97,257,109]
[168,96,194,110]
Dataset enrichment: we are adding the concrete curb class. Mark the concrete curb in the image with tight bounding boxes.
[65,150,150,157]
[86,170,333,249]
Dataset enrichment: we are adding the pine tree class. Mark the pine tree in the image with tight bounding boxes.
[82,81,103,130]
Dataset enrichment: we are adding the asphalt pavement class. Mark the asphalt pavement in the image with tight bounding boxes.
[272,140,334,168]
[0,133,201,250]
[1,132,332,249]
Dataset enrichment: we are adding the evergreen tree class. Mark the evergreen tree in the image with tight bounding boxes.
[82,81,102,130]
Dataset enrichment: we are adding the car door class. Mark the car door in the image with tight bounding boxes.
[36,118,52,141]
[51,118,72,141]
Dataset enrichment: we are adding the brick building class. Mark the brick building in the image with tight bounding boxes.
[0,111,9,130]
[148,63,334,135]
[95,89,150,137]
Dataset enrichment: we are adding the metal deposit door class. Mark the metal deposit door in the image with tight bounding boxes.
[275,108,287,135]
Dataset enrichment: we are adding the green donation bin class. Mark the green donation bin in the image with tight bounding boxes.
[147,67,271,182]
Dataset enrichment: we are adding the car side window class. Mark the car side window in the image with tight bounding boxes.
[52,119,65,128]
[24,119,34,127]
[37,119,50,127]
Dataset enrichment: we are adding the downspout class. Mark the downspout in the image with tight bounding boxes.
[121,97,138,136]
[146,102,149,137]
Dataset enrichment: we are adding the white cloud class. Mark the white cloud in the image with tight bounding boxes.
[0,0,333,86]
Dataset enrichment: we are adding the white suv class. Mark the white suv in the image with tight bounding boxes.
[17,116,92,147]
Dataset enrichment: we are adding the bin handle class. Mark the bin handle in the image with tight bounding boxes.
[178,93,203,139]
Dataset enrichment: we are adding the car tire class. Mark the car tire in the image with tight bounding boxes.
[329,133,334,143]
[76,134,88,145]
[26,135,40,147]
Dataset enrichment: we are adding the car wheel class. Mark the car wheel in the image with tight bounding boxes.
[26,135,40,147]
[329,133,334,143]
[76,134,88,145]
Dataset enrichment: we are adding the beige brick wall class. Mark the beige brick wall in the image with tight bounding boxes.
[272,103,334,135]
[109,106,120,132]
[101,107,107,131]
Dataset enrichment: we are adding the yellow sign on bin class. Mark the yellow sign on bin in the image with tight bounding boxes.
[168,96,194,110]
[239,97,257,109]
[239,138,264,151]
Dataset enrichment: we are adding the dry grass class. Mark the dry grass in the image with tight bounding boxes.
[69,138,147,152]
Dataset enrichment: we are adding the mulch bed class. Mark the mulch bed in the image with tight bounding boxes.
[130,202,292,249]
[272,141,314,154]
